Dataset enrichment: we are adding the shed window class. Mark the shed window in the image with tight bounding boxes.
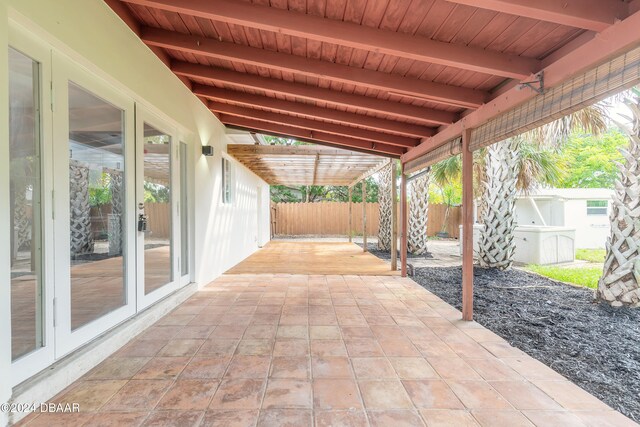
[587,200,608,216]
[222,157,232,204]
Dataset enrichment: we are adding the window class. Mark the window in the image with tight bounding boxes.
[587,200,608,216]
[222,157,232,204]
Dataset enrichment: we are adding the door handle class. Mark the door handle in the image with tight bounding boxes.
[138,214,148,232]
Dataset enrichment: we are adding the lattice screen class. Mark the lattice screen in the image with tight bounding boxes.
[405,137,461,172]
[470,45,640,151]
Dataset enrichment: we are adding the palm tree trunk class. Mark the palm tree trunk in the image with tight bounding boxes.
[408,172,430,255]
[478,138,520,269]
[377,163,392,250]
[597,104,640,307]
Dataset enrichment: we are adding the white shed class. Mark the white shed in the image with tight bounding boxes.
[515,188,614,249]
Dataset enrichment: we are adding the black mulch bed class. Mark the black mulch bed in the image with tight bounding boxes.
[364,245,640,422]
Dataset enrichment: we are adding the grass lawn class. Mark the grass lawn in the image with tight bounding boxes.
[526,265,602,289]
[575,248,606,263]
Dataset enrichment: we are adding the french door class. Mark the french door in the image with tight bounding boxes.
[135,109,184,310]
[52,52,137,357]
[8,27,191,385]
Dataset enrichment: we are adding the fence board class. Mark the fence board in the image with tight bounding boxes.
[273,202,460,238]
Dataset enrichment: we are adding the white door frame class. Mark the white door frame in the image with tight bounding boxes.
[8,25,55,386]
[135,106,183,310]
[51,51,137,359]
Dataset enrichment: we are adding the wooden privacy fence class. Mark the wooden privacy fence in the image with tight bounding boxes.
[272,202,461,238]
[146,202,171,239]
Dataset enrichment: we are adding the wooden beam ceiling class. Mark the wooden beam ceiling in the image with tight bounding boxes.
[443,0,625,32]
[209,102,418,148]
[177,65,457,126]
[195,86,436,139]
[141,26,488,109]
[403,7,640,171]
[220,115,405,157]
[227,144,387,186]
[120,0,539,79]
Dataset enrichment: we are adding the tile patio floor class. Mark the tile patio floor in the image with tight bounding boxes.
[18,272,638,427]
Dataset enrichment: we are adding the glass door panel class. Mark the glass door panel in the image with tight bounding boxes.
[9,47,43,361]
[180,142,189,279]
[143,123,173,294]
[68,82,126,330]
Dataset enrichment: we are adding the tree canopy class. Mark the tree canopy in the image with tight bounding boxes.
[556,130,627,188]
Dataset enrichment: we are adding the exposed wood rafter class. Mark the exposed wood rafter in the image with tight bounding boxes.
[444,0,625,32]
[197,86,435,138]
[177,65,458,126]
[348,159,390,188]
[209,102,418,148]
[141,27,488,109]
[403,7,640,172]
[121,0,540,79]
[220,115,405,157]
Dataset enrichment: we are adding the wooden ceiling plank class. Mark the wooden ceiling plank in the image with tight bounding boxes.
[210,101,418,147]
[141,26,488,108]
[177,64,458,125]
[443,0,624,32]
[120,0,539,78]
[198,86,436,137]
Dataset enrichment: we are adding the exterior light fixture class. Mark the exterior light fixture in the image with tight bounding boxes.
[202,145,214,156]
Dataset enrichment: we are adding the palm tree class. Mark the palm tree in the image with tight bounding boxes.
[478,106,607,269]
[377,162,392,251]
[597,96,640,307]
[408,171,430,255]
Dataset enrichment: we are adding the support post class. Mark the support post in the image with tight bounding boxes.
[462,128,474,321]
[348,186,352,242]
[390,160,398,271]
[400,165,408,277]
[362,181,367,252]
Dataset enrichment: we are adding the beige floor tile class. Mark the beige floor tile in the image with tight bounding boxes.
[313,379,362,410]
[180,357,230,379]
[315,410,368,427]
[522,410,588,427]
[103,379,173,411]
[351,357,396,379]
[367,410,425,427]
[142,410,203,426]
[270,356,310,379]
[225,355,271,379]
[53,380,127,411]
[133,357,190,380]
[489,380,562,410]
[532,380,611,411]
[201,410,259,427]
[358,380,413,410]
[419,409,480,427]
[262,379,312,409]
[447,380,513,410]
[389,357,438,379]
[312,357,354,378]
[472,410,535,427]
[256,409,312,427]
[156,379,219,410]
[344,339,385,357]
[402,380,464,409]
[209,379,266,410]
[311,340,348,357]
